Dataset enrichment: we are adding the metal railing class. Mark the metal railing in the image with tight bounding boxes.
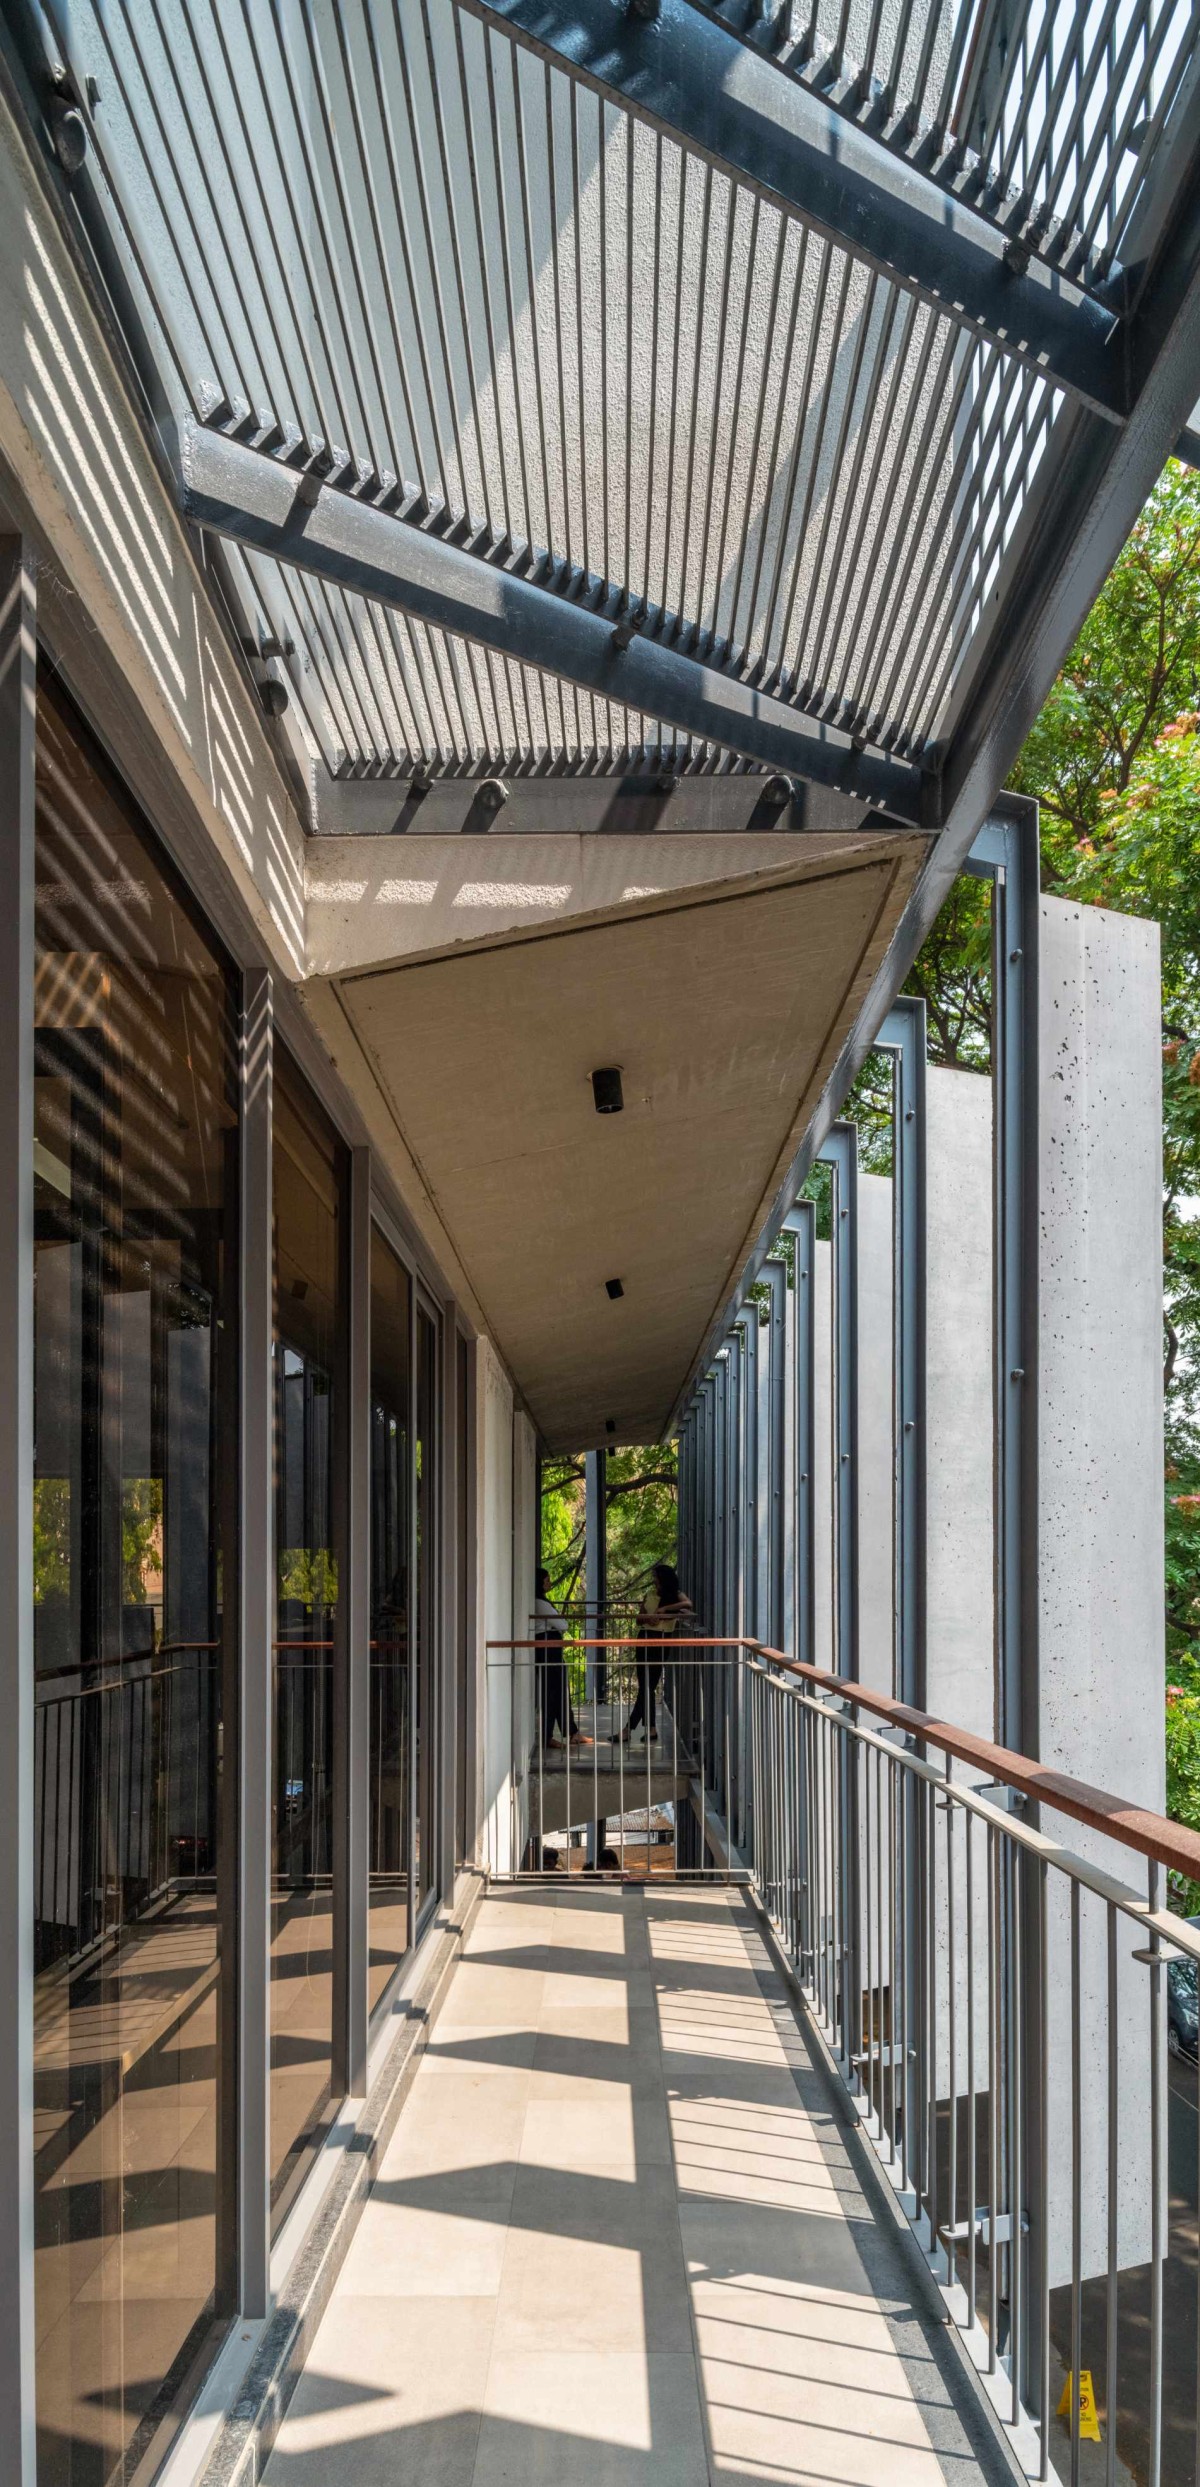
[487,1626,1200,2485]
[488,1636,746,1878]
[743,1640,1200,2487]
[34,1643,220,1972]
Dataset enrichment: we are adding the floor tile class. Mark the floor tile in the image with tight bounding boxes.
[473,2352,708,2486]
[262,2295,497,2487]
[252,1886,996,2487]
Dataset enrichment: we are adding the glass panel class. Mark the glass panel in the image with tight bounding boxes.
[455,1333,470,1870]
[415,1305,439,1915]
[271,1060,344,2224]
[33,676,237,2485]
[368,1228,410,2009]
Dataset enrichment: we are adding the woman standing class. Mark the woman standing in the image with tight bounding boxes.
[621,1562,694,1744]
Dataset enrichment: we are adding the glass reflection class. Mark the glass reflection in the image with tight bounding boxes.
[33,679,237,2485]
[271,1062,344,2223]
[369,1228,411,2006]
[415,1306,439,1916]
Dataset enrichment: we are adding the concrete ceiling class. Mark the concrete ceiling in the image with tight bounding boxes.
[331,838,921,1448]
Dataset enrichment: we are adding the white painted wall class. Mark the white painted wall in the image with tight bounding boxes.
[1037,897,1164,2285]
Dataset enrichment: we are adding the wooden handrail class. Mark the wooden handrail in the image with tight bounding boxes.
[485,1633,1200,1887]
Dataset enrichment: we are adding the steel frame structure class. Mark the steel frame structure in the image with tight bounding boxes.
[6,0,1200,841]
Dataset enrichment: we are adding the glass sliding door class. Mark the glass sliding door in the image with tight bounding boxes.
[271,1058,346,2223]
[368,1227,411,2007]
[32,676,238,2485]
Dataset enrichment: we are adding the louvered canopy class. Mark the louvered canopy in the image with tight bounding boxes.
[19,0,1200,831]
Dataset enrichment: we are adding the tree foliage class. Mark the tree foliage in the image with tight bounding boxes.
[540,1442,677,1608]
[916,458,1200,1721]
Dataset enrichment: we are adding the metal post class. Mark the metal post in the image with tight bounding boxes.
[819,1125,860,2096]
[585,1448,606,1860]
[876,999,928,1708]
[967,802,1043,2422]
[714,1357,728,1653]
[337,1151,370,2092]
[764,1259,787,1650]
[238,967,274,2316]
[0,535,36,2478]
[784,1202,816,1671]
[819,1126,860,1685]
[965,801,1040,1758]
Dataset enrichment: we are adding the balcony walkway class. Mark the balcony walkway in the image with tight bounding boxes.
[263,1883,1010,2486]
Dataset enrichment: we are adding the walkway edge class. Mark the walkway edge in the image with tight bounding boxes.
[197,1871,487,2487]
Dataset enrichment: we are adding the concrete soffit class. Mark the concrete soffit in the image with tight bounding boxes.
[319,835,924,1449]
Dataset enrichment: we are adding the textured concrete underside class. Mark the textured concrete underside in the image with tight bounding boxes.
[263,1884,1012,2487]
[326,838,921,1445]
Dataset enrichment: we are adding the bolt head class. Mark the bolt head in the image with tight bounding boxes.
[50,100,87,176]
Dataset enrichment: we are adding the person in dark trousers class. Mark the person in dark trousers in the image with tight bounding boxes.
[535,1568,589,1748]
[621,1562,694,1744]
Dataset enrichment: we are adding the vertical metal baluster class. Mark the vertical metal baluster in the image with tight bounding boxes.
[875,1741,884,2138]
[988,1821,999,2373]
[1037,1857,1050,2484]
[698,1659,706,1880]
[927,1772,940,2270]
[564,1644,571,1877]
[617,1660,625,1871]
[1069,1879,1082,2486]
[915,1774,929,2230]
[1107,1901,1119,2487]
[828,1711,838,2043]
[946,1764,958,2270]
[888,1744,898,2168]
[1149,1858,1164,2487]
[899,1751,910,2198]
[966,1809,977,2332]
[869,1740,879,2128]
[1010,1837,1024,2427]
[820,1710,829,2032]
[672,1655,679,1879]
[536,1648,545,1874]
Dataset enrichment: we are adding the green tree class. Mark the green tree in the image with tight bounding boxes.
[910,456,1200,1766]
[540,1442,678,1609]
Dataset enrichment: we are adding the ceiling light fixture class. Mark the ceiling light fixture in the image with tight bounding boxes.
[591,1066,624,1114]
[605,1278,624,1300]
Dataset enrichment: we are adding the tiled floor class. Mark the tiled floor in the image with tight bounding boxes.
[263,1884,1008,2486]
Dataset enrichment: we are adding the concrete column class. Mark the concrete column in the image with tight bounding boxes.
[856,1172,895,1702]
[925,1066,994,1733]
[1037,896,1163,2283]
[924,1067,993,2098]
